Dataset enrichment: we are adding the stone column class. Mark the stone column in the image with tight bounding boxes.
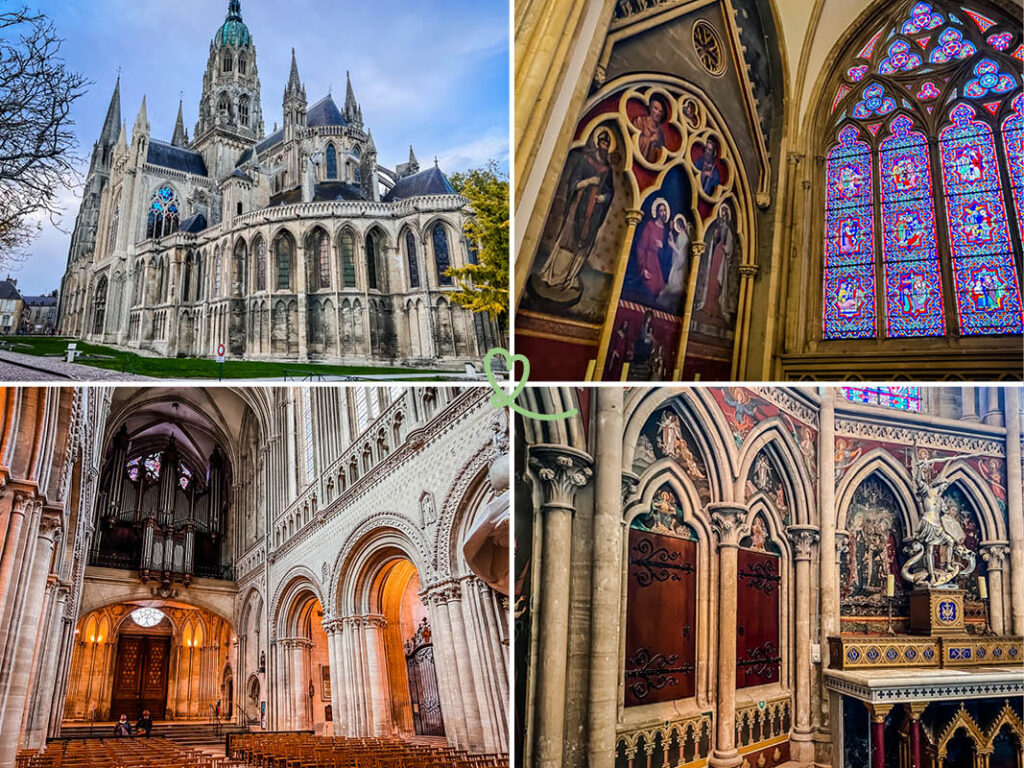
[24,582,69,747]
[362,615,391,736]
[0,511,60,767]
[1005,387,1024,635]
[961,386,978,421]
[444,589,485,747]
[0,493,33,672]
[708,503,750,768]
[981,544,1010,635]
[323,619,345,737]
[865,703,893,768]
[788,525,819,762]
[587,388,623,768]
[527,445,593,767]
[424,588,469,750]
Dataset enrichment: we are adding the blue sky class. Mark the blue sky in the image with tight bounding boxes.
[15,0,509,295]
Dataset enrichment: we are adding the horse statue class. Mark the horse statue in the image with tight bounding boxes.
[900,448,980,588]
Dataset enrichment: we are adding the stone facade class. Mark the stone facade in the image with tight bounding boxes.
[517,386,1023,768]
[59,1,499,368]
[0,384,509,759]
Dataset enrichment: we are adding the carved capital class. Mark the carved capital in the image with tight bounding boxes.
[787,525,820,561]
[361,614,387,629]
[835,531,849,557]
[690,242,707,259]
[625,209,643,227]
[528,445,593,511]
[865,702,894,723]
[738,264,760,278]
[756,192,771,209]
[905,701,929,720]
[980,542,1010,570]
[621,471,640,505]
[38,510,63,542]
[708,503,750,549]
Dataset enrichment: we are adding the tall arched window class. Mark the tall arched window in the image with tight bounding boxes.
[326,144,338,179]
[146,186,180,239]
[340,230,356,288]
[432,224,453,286]
[238,53,247,75]
[108,191,120,254]
[232,239,247,296]
[238,95,250,128]
[365,232,379,290]
[823,0,1023,340]
[218,93,231,118]
[93,276,108,334]
[405,230,420,288]
[222,51,233,72]
[318,231,331,289]
[195,252,204,301]
[254,236,267,291]
[214,248,223,297]
[275,232,294,290]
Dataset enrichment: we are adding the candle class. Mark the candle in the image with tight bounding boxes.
[979,575,988,600]
[886,574,895,597]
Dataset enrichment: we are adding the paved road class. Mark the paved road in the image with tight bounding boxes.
[0,351,154,381]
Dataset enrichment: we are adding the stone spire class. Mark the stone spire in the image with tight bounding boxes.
[226,0,242,21]
[283,47,307,137]
[99,76,122,147]
[409,145,418,165]
[285,48,305,100]
[133,96,150,138]
[171,98,189,148]
[344,71,363,126]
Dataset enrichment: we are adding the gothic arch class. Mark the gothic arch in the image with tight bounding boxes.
[835,448,919,533]
[517,388,587,451]
[434,444,494,578]
[271,567,325,638]
[736,423,815,527]
[941,459,1008,540]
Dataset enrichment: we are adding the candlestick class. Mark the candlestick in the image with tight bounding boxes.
[980,575,994,635]
[886,574,895,598]
[978,575,988,600]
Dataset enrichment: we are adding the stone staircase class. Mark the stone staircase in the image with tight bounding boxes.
[58,721,250,757]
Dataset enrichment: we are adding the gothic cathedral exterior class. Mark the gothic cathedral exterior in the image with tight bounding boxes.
[58,0,499,366]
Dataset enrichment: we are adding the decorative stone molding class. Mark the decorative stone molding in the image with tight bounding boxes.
[361,614,386,629]
[708,503,750,548]
[38,510,64,542]
[980,542,1010,570]
[834,418,1004,456]
[787,525,820,561]
[527,445,593,510]
[750,387,819,426]
[835,531,849,557]
[738,264,760,278]
[621,471,640,505]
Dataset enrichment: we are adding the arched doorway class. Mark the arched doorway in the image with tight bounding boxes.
[280,587,331,734]
[221,666,234,720]
[373,558,444,738]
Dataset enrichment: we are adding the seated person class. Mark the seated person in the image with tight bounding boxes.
[113,714,132,737]
[136,710,153,737]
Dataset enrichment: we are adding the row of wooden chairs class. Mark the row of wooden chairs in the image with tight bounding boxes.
[228,733,509,768]
[16,738,247,768]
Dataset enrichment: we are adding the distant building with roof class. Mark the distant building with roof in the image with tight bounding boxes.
[0,278,24,335]
[21,292,59,335]
[59,0,497,366]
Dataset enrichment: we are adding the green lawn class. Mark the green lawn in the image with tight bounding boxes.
[0,337,447,380]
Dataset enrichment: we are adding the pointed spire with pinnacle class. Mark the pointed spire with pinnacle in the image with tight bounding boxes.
[172,98,188,148]
[134,96,150,138]
[409,145,418,165]
[344,70,362,125]
[286,48,304,97]
[100,76,122,146]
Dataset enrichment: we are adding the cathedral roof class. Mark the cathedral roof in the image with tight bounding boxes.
[253,129,284,155]
[383,164,457,202]
[313,181,364,202]
[217,0,251,47]
[147,140,208,177]
[307,96,347,128]
[179,213,208,233]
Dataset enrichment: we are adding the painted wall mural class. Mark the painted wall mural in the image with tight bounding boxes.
[746,450,791,525]
[839,476,907,617]
[518,78,752,382]
[632,406,711,504]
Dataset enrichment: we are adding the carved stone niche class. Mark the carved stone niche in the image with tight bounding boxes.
[908,588,966,636]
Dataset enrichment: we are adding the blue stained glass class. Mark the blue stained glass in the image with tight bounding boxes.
[879,40,922,74]
[939,103,1024,335]
[326,145,338,180]
[178,463,192,490]
[963,59,1016,98]
[1003,93,1024,234]
[842,386,922,411]
[853,84,897,118]
[879,115,946,337]
[900,3,943,34]
[433,224,453,286]
[405,230,420,289]
[143,453,161,482]
[126,457,140,482]
[929,28,977,63]
[824,125,877,339]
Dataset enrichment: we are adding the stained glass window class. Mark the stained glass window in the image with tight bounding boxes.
[276,233,293,290]
[405,230,420,289]
[144,453,161,482]
[365,233,378,290]
[318,232,331,289]
[823,125,877,339]
[126,457,141,482]
[842,386,922,411]
[824,0,1023,341]
[146,186,180,239]
[939,104,1024,334]
[879,115,945,336]
[131,608,166,628]
[340,230,356,287]
[179,463,192,490]
[326,145,338,180]
[108,191,120,254]
[255,236,266,291]
[432,224,453,287]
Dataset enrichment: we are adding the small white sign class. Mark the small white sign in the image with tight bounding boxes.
[216,343,226,364]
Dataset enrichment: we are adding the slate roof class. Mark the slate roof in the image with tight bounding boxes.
[307,96,347,128]
[383,165,457,202]
[268,188,303,207]
[254,129,284,155]
[180,213,208,233]
[23,295,57,306]
[313,181,364,202]
[147,140,208,177]
[0,280,23,301]
[229,168,253,183]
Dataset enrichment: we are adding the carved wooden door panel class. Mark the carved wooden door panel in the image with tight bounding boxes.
[624,529,697,707]
[736,548,781,688]
[111,635,170,720]
[405,622,445,737]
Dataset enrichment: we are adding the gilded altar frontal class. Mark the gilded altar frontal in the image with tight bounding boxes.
[514,0,1024,382]
[515,386,1023,768]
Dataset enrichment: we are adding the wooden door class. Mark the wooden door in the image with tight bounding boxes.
[405,621,445,737]
[736,548,781,688]
[111,635,170,720]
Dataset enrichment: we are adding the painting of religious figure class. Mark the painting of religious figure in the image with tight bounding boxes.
[940,486,986,601]
[522,121,627,322]
[621,166,696,314]
[631,93,671,162]
[693,137,724,196]
[631,485,696,540]
[840,477,907,616]
[745,449,789,520]
[693,201,740,325]
[602,303,681,381]
[632,406,711,500]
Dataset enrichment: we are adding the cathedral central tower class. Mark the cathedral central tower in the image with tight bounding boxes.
[193,0,264,178]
